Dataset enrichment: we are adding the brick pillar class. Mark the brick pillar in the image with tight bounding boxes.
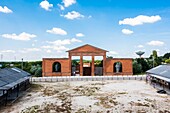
[80,55,83,76]
[69,53,72,76]
[103,54,106,76]
[91,55,95,76]
[42,59,45,77]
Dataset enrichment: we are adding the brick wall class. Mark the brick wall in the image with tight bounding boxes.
[42,58,71,76]
[105,58,133,75]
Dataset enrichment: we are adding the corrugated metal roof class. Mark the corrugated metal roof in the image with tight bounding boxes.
[149,74,170,82]
[0,67,31,89]
[146,65,170,80]
[0,80,8,87]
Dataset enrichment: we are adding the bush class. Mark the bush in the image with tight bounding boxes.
[165,59,170,64]
[30,64,42,77]
[133,61,142,74]
[137,58,150,72]
[34,67,42,77]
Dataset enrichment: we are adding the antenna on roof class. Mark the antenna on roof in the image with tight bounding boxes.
[21,58,24,70]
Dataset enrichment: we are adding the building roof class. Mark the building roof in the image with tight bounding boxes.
[146,65,170,82]
[106,58,133,60]
[0,67,31,90]
[43,58,69,60]
[67,44,108,52]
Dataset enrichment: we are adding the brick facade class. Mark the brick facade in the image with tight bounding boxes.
[42,58,71,76]
[42,44,133,76]
[105,58,133,75]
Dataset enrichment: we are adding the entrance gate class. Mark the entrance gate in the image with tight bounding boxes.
[67,44,108,76]
[83,67,91,76]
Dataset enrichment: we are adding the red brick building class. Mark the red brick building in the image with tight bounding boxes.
[42,44,133,76]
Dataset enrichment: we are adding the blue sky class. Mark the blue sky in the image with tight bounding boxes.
[0,0,170,61]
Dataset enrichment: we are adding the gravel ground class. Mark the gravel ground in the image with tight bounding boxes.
[1,80,170,113]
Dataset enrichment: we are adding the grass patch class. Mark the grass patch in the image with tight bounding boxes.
[96,96,118,108]
[117,92,128,95]
[130,101,150,107]
[73,85,100,96]
[43,87,59,96]
[30,84,43,92]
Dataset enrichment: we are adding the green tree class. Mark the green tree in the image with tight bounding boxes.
[107,56,113,59]
[163,53,170,59]
[149,50,162,67]
[34,66,42,77]
[153,50,158,59]
[146,59,154,69]
[95,60,103,67]
[30,64,42,77]
[136,58,150,72]
[72,60,79,66]
[30,65,37,74]
[133,61,142,74]
[165,59,170,64]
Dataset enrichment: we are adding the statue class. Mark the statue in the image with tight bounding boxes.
[54,63,60,72]
[115,62,121,73]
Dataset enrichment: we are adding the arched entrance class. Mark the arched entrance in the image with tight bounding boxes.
[53,62,61,72]
[113,62,122,73]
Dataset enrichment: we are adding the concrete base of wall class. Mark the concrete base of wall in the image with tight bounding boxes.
[30,75,146,82]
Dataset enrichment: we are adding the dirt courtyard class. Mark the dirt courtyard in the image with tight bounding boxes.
[1,80,170,113]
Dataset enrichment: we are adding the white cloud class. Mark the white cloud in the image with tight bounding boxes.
[61,11,84,20]
[0,6,13,13]
[46,27,67,35]
[137,45,144,48]
[25,48,41,52]
[119,15,161,26]
[19,50,27,53]
[0,50,15,53]
[42,38,81,52]
[63,0,76,7]
[1,32,36,41]
[122,29,133,35]
[71,38,82,42]
[58,0,76,10]
[76,33,84,37]
[109,51,118,55]
[47,38,82,45]
[40,0,53,11]
[53,46,69,51]
[41,45,52,49]
[57,4,65,10]
[46,50,51,53]
[42,45,69,52]
[47,39,70,45]
[19,48,41,53]
[147,40,164,46]
[88,15,92,19]
[155,49,161,56]
[156,49,160,52]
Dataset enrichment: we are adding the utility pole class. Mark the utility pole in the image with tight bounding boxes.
[152,56,154,68]
[21,58,23,70]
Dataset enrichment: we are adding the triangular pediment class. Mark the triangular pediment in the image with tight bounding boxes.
[67,44,108,53]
